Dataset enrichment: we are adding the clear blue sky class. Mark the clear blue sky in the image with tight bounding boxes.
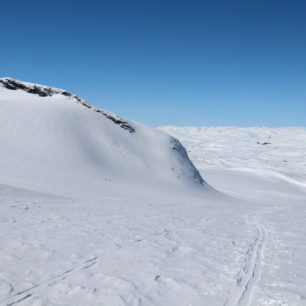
[1,0,305,126]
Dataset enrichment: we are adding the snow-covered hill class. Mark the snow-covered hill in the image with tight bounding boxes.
[0,78,205,198]
[160,126,306,197]
[1,81,306,306]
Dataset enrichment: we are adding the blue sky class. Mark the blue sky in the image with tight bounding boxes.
[1,0,305,126]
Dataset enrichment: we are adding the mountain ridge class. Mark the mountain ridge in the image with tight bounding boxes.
[0,78,206,198]
[0,77,135,133]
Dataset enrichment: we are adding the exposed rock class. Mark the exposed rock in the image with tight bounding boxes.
[0,78,135,133]
[257,141,271,145]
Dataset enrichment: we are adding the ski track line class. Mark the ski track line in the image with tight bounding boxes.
[224,214,267,306]
[0,256,99,306]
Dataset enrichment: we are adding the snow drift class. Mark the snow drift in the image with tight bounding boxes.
[0,78,206,197]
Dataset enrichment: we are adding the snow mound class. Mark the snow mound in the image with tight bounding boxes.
[0,78,206,197]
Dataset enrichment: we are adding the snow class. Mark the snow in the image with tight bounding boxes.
[0,80,205,199]
[160,126,306,306]
[0,80,306,305]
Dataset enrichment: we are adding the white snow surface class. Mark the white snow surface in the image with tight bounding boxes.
[0,80,306,306]
[160,126,306,306]
[0,79,205,199]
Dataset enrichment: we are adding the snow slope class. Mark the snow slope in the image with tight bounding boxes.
[0,78,205,198]
[161,126,306,197]
[161,126,306,306]
[0,80,306,306]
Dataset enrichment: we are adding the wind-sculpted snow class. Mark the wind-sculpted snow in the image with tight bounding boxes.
[169,137,205,185]
[1,82,306,305]
[160,126,306,306]
[0,78,205,197]
[0,184,252,306]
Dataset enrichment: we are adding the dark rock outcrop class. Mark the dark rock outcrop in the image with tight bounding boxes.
[0,78,135,133]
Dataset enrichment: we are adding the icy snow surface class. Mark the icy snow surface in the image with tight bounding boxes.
[0,80,306,305]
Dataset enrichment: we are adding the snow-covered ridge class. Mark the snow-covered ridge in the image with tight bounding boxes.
[0,78,206,197]
[0,77,135,133]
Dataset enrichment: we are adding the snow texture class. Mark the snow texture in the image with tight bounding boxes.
[0,80,305,305]
[0,78,205,199]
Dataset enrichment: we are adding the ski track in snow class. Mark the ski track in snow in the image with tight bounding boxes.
[224,212,267,306]
[0,122,305,305]
[1,256,100,306]
[161,126,306,306]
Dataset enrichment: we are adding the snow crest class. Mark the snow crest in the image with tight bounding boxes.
[0,77,135,133]
[0,78,206,197]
